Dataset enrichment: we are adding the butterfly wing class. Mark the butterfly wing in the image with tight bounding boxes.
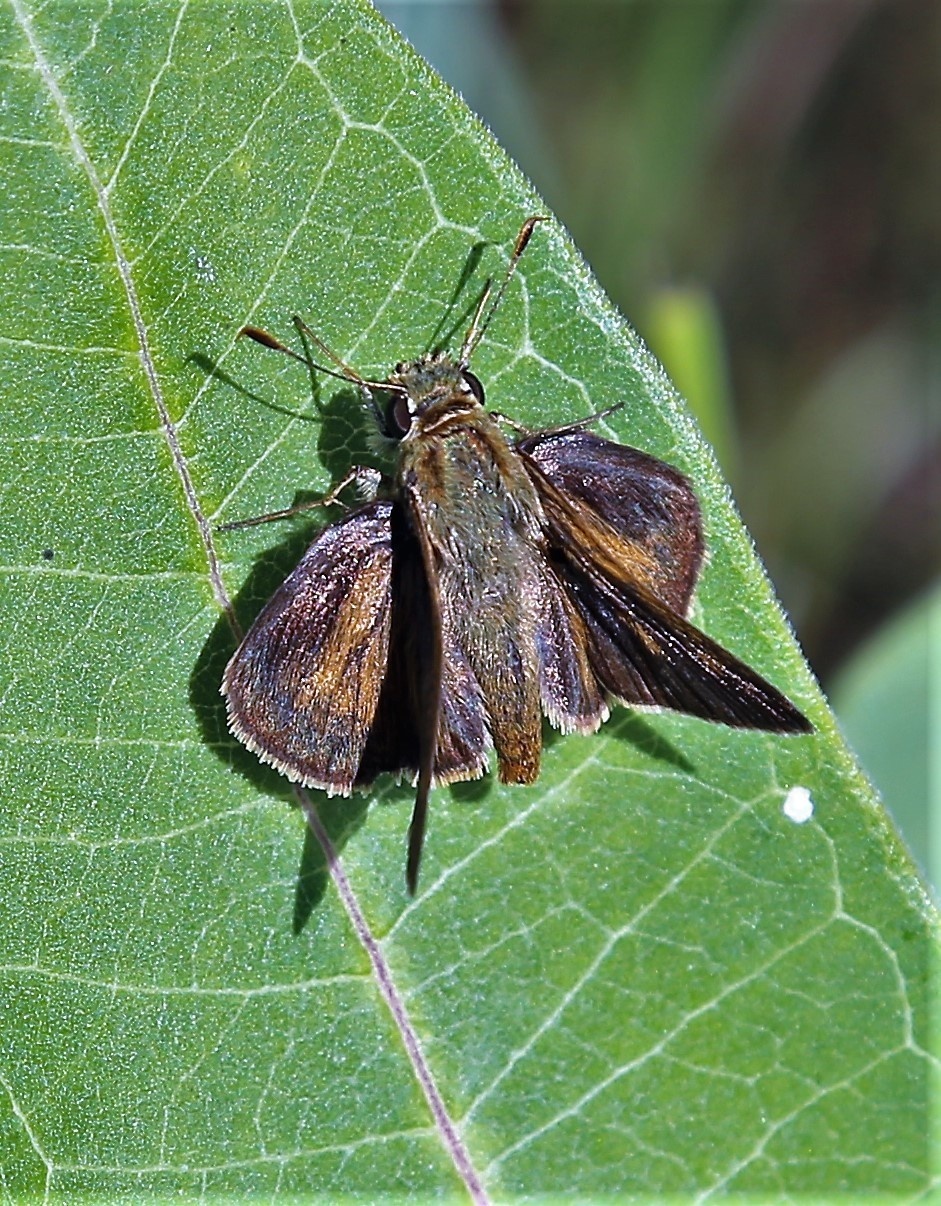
[516,427,703,614]
[222,502,396,792]
[400,465,507,890]
[519,444,812,733]
[533,554,609,735]
[350,490,495,891]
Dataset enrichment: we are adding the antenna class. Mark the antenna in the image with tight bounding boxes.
[460,215,547,364]
[238,320,408,397]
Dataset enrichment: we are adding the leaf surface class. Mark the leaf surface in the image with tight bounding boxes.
[0,0,933,1198]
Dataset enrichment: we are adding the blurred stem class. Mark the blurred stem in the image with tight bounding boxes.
[646,285,739,479]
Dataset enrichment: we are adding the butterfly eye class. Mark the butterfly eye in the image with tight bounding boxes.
[462,370,485,405]
[387,393,412,436]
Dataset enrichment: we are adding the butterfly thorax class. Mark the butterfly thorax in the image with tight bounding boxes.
[392,370,538,524]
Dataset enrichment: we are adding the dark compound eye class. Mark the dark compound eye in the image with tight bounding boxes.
[384,393,411,436]
[462,370,485,405]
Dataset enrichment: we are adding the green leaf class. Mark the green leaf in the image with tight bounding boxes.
[1,0,933,1198]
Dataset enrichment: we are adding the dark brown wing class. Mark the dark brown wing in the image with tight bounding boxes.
[397,480,444,894]
[222,502,395,792]
[533,555,608,735]
[353,498,493,892]
[516,427,703,614]
[520,453,812,734]
[353,503,429,789]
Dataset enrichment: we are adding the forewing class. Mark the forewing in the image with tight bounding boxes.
[223,502,394,792]
[398,479,445,894]
[353,497,491,894]
[355,502,491,790]
[516,428,703,614]
[523,460,812,733]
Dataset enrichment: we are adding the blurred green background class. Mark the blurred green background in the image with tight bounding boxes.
[376,0,938,881]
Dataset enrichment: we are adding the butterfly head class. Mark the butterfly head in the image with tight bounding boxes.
[377,351,486,440]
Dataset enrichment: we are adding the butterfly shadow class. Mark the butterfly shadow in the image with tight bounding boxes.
[598,711,699,775]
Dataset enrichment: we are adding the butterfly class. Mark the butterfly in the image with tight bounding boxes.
[221,218,812,892]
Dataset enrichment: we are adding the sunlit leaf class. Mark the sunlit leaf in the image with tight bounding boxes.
[0,1,932,1197]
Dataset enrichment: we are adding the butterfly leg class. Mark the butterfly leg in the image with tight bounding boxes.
[217,466,384,532]
[490,411,533,435]
[533,403,627,439]
[498,403,626,441]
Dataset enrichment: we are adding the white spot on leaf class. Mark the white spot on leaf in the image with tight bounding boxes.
[783,786,814,824]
